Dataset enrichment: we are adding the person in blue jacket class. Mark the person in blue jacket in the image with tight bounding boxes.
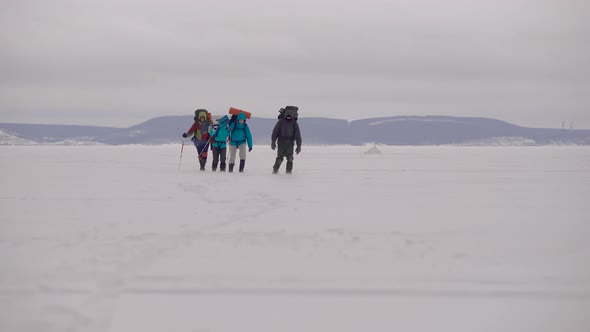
[228,112,253,172]
[208,115,231,172]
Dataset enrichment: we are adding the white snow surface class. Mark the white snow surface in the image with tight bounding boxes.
[1,145,589,332]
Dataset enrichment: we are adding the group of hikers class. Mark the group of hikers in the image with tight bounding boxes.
[181,106,302,174]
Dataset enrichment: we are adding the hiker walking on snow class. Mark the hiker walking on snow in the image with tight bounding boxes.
[208,115,231,172]
[228,112,253,173]
[182,109,212,171]
[271,106,302,174]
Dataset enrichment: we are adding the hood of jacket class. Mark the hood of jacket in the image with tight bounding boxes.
[235,112,247,128]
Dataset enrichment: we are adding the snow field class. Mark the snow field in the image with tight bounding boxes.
[1,145,589,331]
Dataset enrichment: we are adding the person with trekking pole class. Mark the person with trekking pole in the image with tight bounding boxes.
[182,109,212,171]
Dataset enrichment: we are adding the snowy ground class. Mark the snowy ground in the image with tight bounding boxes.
[1,145,589,332]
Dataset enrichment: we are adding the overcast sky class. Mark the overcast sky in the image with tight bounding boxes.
[1,0,589,128]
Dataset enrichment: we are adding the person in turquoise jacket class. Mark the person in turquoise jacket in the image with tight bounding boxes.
[208,115,231,172]
[228,112,253,172]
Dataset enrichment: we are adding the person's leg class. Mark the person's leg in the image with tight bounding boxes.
[273,142,286,173]
[194,141,201,164]
[272,158,282,173]
[238,144,247,172]
[211,146,219,171]
[228,145,237,172]
[220,147,227,171]
[229,145,237,164]
[196,143,207,171]
[285,142,295,173]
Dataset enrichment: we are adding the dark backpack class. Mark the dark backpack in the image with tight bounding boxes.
[278,106,299,121]
[228,114,238,127]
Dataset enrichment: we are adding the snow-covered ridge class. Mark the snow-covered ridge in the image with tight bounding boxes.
[0,130,37,145]
[368,118,463,126]
[0,130,104,146]
[2,115,590,146]
[455,137,537,146]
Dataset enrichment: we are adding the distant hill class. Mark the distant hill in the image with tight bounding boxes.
[1,115,589,146]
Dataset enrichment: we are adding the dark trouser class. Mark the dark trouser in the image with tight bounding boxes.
[211,146,227,171]
[273,141,294,173]
[195,142,208,170]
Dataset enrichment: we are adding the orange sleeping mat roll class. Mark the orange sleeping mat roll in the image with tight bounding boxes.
[228,107,252,119]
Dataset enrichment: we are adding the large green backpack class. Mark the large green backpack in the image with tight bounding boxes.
[193,109,212,140]
[194,109,212,123]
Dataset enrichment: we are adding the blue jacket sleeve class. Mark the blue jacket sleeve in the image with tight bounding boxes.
[246,125,253,149]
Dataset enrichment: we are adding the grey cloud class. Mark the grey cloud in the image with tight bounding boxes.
[1,0,589,128]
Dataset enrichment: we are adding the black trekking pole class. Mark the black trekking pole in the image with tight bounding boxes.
[178,139,185,172]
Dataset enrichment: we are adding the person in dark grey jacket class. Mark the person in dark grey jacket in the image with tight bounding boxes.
[271,109,302,174]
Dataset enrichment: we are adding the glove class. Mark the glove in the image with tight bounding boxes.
[248,147,252,152]
[296,145,301,154]
[182,133,187,138]
[271,142,276,150]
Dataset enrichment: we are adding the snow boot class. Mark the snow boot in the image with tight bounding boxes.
[199,159,206,171]
[220,162,226,172]
[229,163,234,173]
[239,159,245,172]
[286,161,293,174]
[212,161,218,172]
